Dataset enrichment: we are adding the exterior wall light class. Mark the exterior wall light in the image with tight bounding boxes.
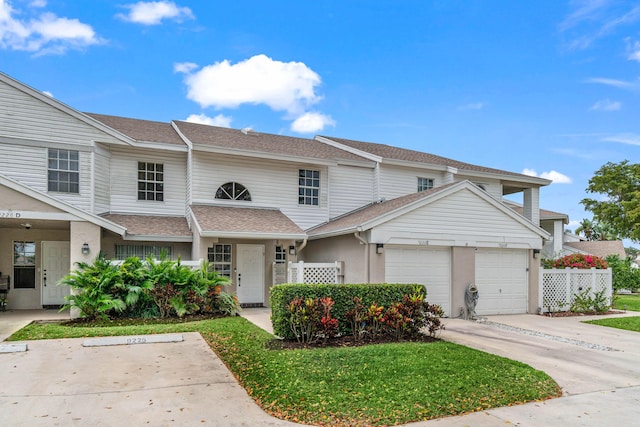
[82,243,90,255]
[289,245,296,256]
[376,243,384,254]
[533,249,540,259]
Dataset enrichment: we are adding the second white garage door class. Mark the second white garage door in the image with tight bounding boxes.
[385,246,451,316]
[475,248,528,315]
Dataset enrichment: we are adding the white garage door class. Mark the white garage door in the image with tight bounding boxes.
[475,249,528,315]
[385,246,451,316]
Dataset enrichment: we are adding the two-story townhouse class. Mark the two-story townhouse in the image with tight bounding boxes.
[0,71,552,316]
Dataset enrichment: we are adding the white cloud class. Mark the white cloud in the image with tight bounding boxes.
[626,39,640,62]
[458,102,485,111]
[117,1,194,26]
[42,90,53,97]
[173,61,197,74]
[290,112,336,133]
[29,0,46,7]
[590,98,621,111]
[0,0,101,54]
[181,54,322,115]
[602,133,640,145]
[584,77,638,90]
[522,168,572,184]
[185,113,232,128]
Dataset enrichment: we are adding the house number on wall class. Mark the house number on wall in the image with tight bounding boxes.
[0,210,21,218]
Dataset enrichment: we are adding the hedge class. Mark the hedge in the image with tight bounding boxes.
[270,283,425,339]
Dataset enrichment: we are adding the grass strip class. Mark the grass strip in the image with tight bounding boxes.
[586,316,640,332]
[613,294,640,312]
[9,316,560,426]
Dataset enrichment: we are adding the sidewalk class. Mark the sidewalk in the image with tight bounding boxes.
[0,309,69,341]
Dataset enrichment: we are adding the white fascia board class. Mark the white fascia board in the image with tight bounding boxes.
[467,171,552,186]
[171,121,194,150]
[126,141,188,152]
[123,235,193,242]
[314,136,383,163]
[0,174,127,236]
[199,231,307,240]
[192,144,338,166]
[307,226,359,240]
[0,73,135,146]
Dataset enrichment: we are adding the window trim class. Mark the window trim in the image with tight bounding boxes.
[215,182,251,201]
[48,148,79,194]
[137,162,164,202]
[417,177,434,192]
[298,169,320,206]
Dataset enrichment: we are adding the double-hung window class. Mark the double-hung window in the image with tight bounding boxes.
[417,177,434,192]
[138,162,164,201]
[298,169,319,205]
[48,149,79,193]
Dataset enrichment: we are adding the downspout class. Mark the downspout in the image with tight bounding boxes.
[354,231,370,283]
[296,239,308,255]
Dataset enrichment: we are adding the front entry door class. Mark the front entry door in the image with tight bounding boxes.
[41,241,71,306]
[236,244,265,304]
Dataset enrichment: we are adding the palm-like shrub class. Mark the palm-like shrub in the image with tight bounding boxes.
[61,256,126,320]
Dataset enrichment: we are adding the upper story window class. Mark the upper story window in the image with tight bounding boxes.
[48,149,79,193]
[298,169,319,205]
[417,177,434,192]
[138,162,164,201]
[216,182,251,201]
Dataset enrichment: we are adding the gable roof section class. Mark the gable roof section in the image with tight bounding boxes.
[564,241,626,259]
[308,180,550,240]
[191,205,306,240]
[0,72,134,146]
[174,121,372,164]
[0,174,126,236]
[317,135,550,184]
[101,214,192,242]
[86,113,186,147]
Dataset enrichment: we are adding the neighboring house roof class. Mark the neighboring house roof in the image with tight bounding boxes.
[86,113,187,146]
[0,173,127,236]
[503,201,569,224]
[318,135,550,184]
[190,205,306,240]
[101,214,192,242]
[564,241,626,259]
[308,180,550,240]
[174,121,372,164]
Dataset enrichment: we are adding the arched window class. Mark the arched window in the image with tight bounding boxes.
[215,182,251,201]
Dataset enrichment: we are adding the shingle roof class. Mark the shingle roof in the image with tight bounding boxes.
[504,201,569,223]
[191,205,305,236]
[174,121,370,162]
[564,241,626,259]
[308,183,458,236]
[320,135,533,179]
[86,113,186,146]
[101,214,192,237]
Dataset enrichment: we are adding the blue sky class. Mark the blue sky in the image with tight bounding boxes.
[1,0,639,241]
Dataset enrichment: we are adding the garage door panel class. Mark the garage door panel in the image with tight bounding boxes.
[386,247,451,316]
[475,249,528,315]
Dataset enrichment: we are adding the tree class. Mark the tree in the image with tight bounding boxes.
[581,160,640,243]
[575,218,597,241]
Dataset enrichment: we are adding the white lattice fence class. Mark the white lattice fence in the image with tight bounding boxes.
[539,268,612,313]
[287,261,341,284]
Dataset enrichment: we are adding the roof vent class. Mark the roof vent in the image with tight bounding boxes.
[241,127,260,136]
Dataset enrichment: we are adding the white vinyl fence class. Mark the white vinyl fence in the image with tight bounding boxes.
[539,267,612,313]
[287,261,342,284]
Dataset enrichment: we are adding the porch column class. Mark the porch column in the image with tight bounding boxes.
[69,221,101,318]
[523,187,540,226]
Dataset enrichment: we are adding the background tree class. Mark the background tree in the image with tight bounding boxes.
[581,160,640,242]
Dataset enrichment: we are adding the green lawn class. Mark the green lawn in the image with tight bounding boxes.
[586,316,640,332]
[9,317,560,426]
[613,294,640,311]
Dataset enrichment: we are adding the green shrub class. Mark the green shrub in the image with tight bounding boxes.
[551,254,608,269]
[605,255,640,292]
[270,283,425,339]
[570,288,610,313]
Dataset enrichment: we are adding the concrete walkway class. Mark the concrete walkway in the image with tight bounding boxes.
[2,308,639,426]
[0,309,69,341]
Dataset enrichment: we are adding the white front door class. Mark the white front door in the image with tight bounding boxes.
[236,244,265,304]
[41,241,71,306]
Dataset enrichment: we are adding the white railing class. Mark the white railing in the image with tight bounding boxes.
[539,267,612,313]
[287,261,342,284]
[111,259,204,269]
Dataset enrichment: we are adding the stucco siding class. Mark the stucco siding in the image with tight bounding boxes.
[192,153,329,230]
[109,146,187,215]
